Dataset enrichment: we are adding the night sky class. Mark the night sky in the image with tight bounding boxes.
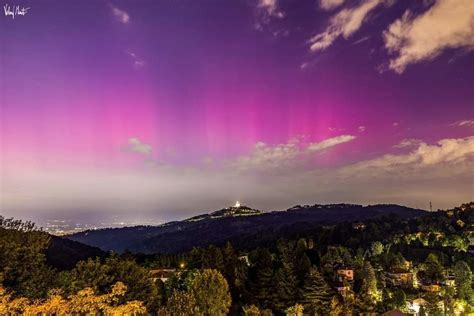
[1,0,473,224]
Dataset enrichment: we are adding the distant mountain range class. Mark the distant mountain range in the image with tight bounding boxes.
[66,203,427,254]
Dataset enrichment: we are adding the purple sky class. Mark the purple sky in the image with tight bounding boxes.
[1,0,473,224]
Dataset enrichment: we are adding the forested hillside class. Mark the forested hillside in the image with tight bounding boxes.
[68,203,426,254]
[1,202,473,315]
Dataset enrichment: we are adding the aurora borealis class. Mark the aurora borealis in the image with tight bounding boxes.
[1,0,473,225]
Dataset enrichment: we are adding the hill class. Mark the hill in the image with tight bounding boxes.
[45,235,106,270]
[66,203,427,254]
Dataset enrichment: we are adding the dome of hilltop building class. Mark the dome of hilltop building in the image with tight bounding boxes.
[207,201,262,217]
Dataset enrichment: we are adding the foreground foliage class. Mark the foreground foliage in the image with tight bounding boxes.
[0,282,146,315]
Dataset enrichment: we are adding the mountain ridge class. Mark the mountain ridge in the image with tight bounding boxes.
[66,203,427,254]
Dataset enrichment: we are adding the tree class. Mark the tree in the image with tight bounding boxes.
[301,267,333,315]
[286,303,304,316]
[329,296,343,316]
[0,218,54,298]
[361,261,377,298]
[295,253,312,283]
[454,261,473,301]
[442,286,455,316]
[243,305,262,316]
[445,234,468,251]
[65,258,112,293]
[222,242,248,303]
[0,282,147,315]
[320,247,343,275]
[273,243,299,312]
[165,268,199,297]
[68,282,146,315]
[426,296,443,316]
[371,241,384,256]
[389,252,408,271]
[388,288,406,310]
[105,256,161,311]
[0,287,29,315]
[65,255,161,312]
[202,245,225,271]
[356,261,378,313]
[191,269,231,316]
[189,247,205,269]
[251,248,274,308]
[243,305,273,316]
[341,287,355,316]
[296,238,308,254]
[158,290,201,316]
[423,253,444,284]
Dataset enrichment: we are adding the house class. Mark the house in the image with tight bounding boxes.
[419,282,441,292]
[336,266,354,281]
[407,298,428,315]
[442,269,456,287]
[149,268,177,283]
[385,268,414,287]
[352,222,366,231]
[444,277,455,287]
[334,281,351,297]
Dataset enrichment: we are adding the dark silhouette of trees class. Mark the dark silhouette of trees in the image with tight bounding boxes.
[300,267,334,315]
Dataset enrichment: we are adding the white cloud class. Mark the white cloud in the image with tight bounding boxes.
[309,0,381,52]
[257,0,284,18]
[126,138,152,155]
[307,135,356,152]
[417,137,474,165]
[232,140,301,171]
[254,0,285,33]
[126,51,145,68]
[319,0,345,11]
[347,136,474,171]
[393,138,422,148]
[451,119,474,128]
[300,62,310,70]
[233,135,356,171]
[358,126,366,132]
[134,60,145,67]
[392,122,399,127]
[111,5,130,24]
[383,0,474,73]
